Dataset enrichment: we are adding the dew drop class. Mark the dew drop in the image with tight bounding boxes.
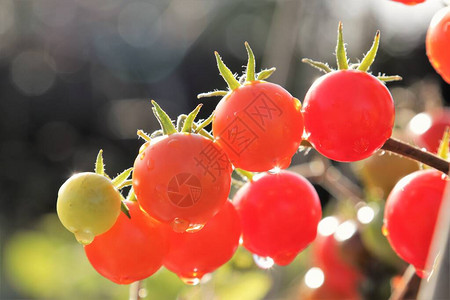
[186,223,205,233]
[74,230,95,245]
[253,254,274,269]
[171,218,190,233]
[382,224,389,237]
[180,277,200,286]
[146,158,154,170]
[168,138,180,148]
[140,152,145,160]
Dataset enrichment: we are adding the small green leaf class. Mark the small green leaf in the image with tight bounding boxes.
[301,58,333,73]
[111,168,133,188]
[126,188,137,202]
[121,201,131,219]
[256,68,276,81]
[151,129,164,138]
[195,111,215,134]
[215,51,240,90]
[245,42,256,82]
[181,104,203,133]
[358,30,380,72]
[95,149,105,176]
[336,21,349,70]
[176,114,187,132]
[197,90,228,99]
[151,100,177,135]
[192,123,214,140]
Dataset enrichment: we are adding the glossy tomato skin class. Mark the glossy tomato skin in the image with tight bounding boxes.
[313,225,363,298]
[384,169,448,276]
[163,200,241,282]
[84,201,168,284]
[303,70,394,162]
[233,170,322,265]
[390,0,425,4]
[133,133,232,233]
[213,81,303,172]
[426,7,450,84]
[407,108,450,154]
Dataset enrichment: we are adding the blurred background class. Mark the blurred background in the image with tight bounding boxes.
[1,0,449,299]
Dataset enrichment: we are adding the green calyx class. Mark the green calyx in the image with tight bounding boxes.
[94,149,133,218]
[302,22,402,83]
[437,127,449,160]
[198,42,277,99]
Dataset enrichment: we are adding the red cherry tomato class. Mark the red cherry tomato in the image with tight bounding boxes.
[163,200,241,284]
[390,0,425,5]
[84,201,168,284]
[407,108,450,153]
[303,70,395,162]
[426,7,450,84]
[233,170,322,265]
[213,81,304,172]
[313,222,363,297]
[384,169,448,276]
[132,133,232,233]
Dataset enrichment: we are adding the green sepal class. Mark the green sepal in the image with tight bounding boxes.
[120,201,131,219]
[195,111,215,134]
[437,127,450,160]
[235,168,254,182]
[151,130,163,138]
[215,51,240,91]
[336,22,349,70]
[256,68,276,81]
[301,58,333,73]
[95,149,105,176]
[358,30,380,72]
[181,104,203,133]
[245,41,256,82]
[112,168,133,188]
[377,75,402,82]
[126,187,137,202]
[151,100,177,135]
[197,90,228,99]
[176,114,187,132]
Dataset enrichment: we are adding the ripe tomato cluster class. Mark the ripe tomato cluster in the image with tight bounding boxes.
[55,20,449,293]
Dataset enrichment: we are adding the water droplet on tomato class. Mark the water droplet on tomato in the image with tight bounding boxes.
[140,152,145,160]
[171,218,190,233]
[186,223,205,233]
[74,230,95,245]
[146,158,154,170]
[253,254,274,269]
[168,139,180,148]
[180,277,200,286]
[382,224,389,237]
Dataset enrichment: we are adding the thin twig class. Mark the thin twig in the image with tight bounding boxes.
[389,265,416,300]
[129,280,144,300]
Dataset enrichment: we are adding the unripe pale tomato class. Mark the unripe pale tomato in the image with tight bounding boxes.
[426,6,450,84]
[384,169,448,277]
[57,172,121,245]
[233,170,322,265]
[163,200,241,284]
[213,81,304,172]
[84,200,168,284]
[303,70,395,162]
[133,133,232,233]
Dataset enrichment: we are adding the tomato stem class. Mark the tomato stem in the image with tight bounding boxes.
[336,21,349,70]
[197,90,228,99]
[195,111,215,134]
[215,51,240,90]
[381,137,449,174]
[377,75,403,82]
[245,41,256,82]
[137,130,151,142]
[358,30,380,72]
[129,280,144,300]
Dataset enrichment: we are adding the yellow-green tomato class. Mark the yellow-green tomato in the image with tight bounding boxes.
[57,172,121,245]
